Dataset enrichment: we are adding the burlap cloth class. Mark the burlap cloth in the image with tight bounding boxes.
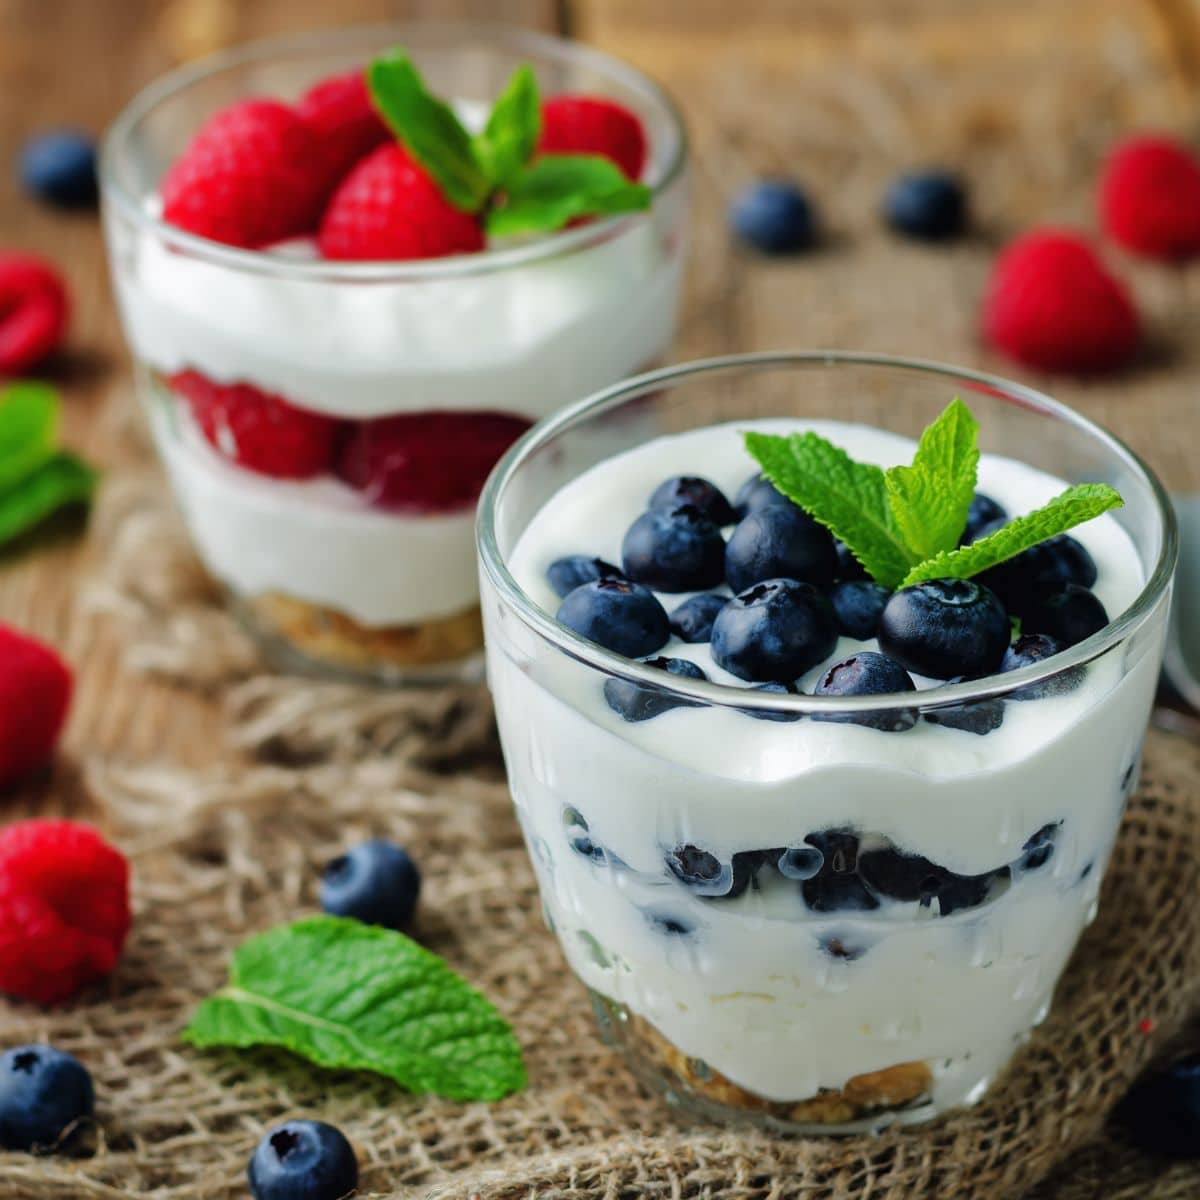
[0,478,1188,1199]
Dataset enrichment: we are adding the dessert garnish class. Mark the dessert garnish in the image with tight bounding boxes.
[745,396,1123,590]
[0,382,96,547]
[184,915,526,1101]
[0,624,72,791]
[0,254,69,375]
[248,1120,359,1200]
[319,839,421,932]
[1100,134,1200,263]
[0,1044,94,1151]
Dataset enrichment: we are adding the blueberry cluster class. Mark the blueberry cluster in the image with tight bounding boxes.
[549,474,1105,733]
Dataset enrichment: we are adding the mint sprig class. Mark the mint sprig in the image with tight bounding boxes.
[183,916,526,1102]
[746,398,1124,589]
[366,49,651,237]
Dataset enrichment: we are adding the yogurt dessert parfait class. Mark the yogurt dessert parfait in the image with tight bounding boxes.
[478,353,1176,1132]
[101,25,687,680]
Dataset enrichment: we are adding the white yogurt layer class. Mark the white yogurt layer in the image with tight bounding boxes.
[488,418,1167,1121]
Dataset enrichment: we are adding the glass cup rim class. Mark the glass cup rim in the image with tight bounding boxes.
[98,20,689,283]
[477,350,1179,716]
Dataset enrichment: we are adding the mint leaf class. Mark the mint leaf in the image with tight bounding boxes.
[0,453,96,546]
[884,397,978,561]
[183,916,526,1102]
[474,64,540,186]
[0,382,59,494]
[368,51,491,213]
[486,155,651,237]
[902,483,1124,586]
[745,430,916,589]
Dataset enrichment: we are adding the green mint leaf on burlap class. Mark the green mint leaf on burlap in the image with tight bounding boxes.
[902,484,1124,586]
[884,397,979,561]
[474,64,540,186]
[486,155,651,237]
[183,916,526,1102]
[744,429,916,589]
[368,51,492,212]
[0,381,59,494]
[0,453,97,546]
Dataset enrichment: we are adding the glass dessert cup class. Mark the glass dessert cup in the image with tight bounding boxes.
[477,352,1177,1134]
[99,23,688,684]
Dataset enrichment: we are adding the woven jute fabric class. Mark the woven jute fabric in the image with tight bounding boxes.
[0,479,1181,1197]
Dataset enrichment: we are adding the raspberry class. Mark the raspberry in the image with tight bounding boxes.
[538,95,648,181]
[0,253,69,375]
[317,144,485,261]
[336,411,532,512]
[0,820,130,1005]
[171,370,340,480]
[161,99,323,248]
[1099,134,1200,262]
[297,68,390,197]
[0,625,71,790]
[982,229,1139,374]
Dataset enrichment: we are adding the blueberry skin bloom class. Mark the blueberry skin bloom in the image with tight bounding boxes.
[829,580,891,640]
[878,577,1010,680]
[978,534,1096,609]
[734,473,794,517]
[725,504,838,594]
[19,130,98,208]
[669,592,728,643]
[812,651,917,732]
[648,475,736,526]
[0,1045,94,1151]
[1021,583,1109,648]
[711,578,838,683]
[546,554,623,598]
[962,492,1008,544]
[248,1120,359,1200]
[603,656,708,722]
[622,504,726,592]
[557,578,670,658]
[321,840,421,931]
[1000,632,1082,699]
[883,169,967,240]
[729,180,817,253]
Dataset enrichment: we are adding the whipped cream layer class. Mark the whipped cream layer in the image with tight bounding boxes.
[488,418,1166,1121]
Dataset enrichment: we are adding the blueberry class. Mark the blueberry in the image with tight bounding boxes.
[604,656,707,722]
[829,580,891,640]
[1000,633,1082,699]
[858,850,1001,915]
[834,540,869,581]
[546,555,623,598]
[645,911,694,936]
[883,169,967,241]
[821,935,865,961]
[248,1120,359,1200]
[734,473,794,517]
[963,493,1007,544]
[321,840,420,931]
[18,131,98,209]
[649,476,736,525]
[711,578,838,683]
[1118,1054,1200,1159]
[729,180,816,253]
[800,830,879,913]
[938,869,1006,915]
[563,806,606,863]
[878,578,1010,680]
[1021,584,1109,648]
[923,681,1006,736]
[557,578,670,658]
[669,592,728,643]
[1018,823,1059,871]
[621,504,726,593]
[978,535,1097,610]
[813,652,916,732]
[0,1045,93,1151]
[725,505,838,593]
[665,844,761,900]
[777,845,824,879]
[740,680,803,723]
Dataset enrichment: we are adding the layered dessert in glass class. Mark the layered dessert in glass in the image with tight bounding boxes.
[100,25,687,681]
[477,353,1176,1132]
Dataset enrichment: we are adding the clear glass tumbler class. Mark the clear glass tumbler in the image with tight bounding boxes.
[100,23,688,683]
[477,352,1176,1133]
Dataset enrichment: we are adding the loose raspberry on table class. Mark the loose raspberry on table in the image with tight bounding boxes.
[0,253,69,375]
[1099,134,1200,263]
[0,820,130,1006]
[0,625,71,791]
[297,68,390,198]
[317,144,485,261]
[981,229,1139,374]
[537,95,648,181]
[336,411,532,512]
[161,98,324,248]
[171,370,341,480]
